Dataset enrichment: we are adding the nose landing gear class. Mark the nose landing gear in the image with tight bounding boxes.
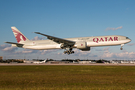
[120,44,124,50]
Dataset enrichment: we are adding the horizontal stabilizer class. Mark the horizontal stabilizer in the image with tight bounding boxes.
[5,42,23,45]
[5,42,24,47]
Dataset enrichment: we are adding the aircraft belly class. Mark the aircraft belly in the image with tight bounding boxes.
[23,44,61,50]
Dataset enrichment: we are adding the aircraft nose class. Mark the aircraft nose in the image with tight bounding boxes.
[129,38,131,42]
[128,38,131,42]
[126,37,131,42]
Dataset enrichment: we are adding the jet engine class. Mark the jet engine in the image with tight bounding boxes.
[76,42,90,51]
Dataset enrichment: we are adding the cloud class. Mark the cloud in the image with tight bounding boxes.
[0,44,11,49]
[127,43,135,46]
[90,47,135,59]
[101,51,135,59]
[72,49,91,57]
[1,43,135,60]
[102,47,109,53]
[32,36,45,40]
[15,50,32,54]
[40,50,52,55]
[0,43,57,57]
[105,26,123,31]
[0,44,18,52]
[95,49,102,51]
[14,49,40,54]
[2,46,18,52]
[37,49,61,55]
[103,47,109,51]
[94,47,109,52]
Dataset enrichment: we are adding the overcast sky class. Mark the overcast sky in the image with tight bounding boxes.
[0,0,135,60]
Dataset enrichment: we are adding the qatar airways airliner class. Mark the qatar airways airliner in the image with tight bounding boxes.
[5,27,131,54]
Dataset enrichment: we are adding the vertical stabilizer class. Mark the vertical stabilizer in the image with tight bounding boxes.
[11,27,29,43]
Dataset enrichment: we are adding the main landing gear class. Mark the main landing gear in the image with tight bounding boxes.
[120,44,124,50]
[64,48,74,55]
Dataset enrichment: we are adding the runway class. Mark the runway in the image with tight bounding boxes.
[1,63,135,66]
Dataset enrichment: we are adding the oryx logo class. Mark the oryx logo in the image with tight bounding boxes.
[12,29,26,43]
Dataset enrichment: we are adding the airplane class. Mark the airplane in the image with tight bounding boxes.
[33,60,46,64]
[24,59,46,64]
[5,27,131,55]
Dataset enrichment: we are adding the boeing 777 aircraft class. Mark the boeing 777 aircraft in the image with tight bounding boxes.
[5,27,131,55]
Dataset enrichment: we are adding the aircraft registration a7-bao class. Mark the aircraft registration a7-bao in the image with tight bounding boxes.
[5,27,131,55]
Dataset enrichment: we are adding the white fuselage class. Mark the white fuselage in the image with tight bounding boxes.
[16,35,131,50]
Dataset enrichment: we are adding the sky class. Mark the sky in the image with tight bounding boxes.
[0,0,135,60]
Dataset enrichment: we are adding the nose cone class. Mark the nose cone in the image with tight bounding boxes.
[129,38,131,42]
[126,37,131,43]
[129,39,131,43]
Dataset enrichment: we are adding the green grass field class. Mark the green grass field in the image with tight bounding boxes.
[0,65,135,90]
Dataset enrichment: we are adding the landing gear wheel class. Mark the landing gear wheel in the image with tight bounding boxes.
[120,47,123,50]
[64,51,67,54]
[63,48,75,55]
[71,51,74,53]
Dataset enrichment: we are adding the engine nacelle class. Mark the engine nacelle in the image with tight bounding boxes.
[76,42,90,51]
[80,47,90,51]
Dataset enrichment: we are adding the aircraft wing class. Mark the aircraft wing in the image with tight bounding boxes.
[35,32,75,46]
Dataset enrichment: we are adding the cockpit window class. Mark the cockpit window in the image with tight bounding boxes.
[126,37,129,39]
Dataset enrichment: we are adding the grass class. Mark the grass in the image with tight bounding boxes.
[0,65,135,90]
